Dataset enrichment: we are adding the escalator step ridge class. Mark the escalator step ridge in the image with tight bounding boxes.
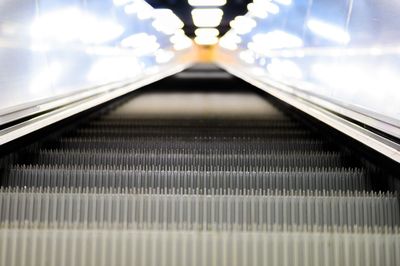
[0,228,399,266]
[4,165,367,191]
[0,188,398,230]
[29,149,345,168]
[48,140,330,152]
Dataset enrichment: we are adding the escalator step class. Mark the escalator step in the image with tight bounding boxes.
[0,188,398,229]
[1,228,399,266]
[4,165,368,191]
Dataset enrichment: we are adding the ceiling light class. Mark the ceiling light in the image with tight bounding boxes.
[124,1,154,19]
[191,8,223,27]
[152,9,184,35]
[194,36,219,45]
[219,30,241,50]
[188,0,226,6]
[247,3,268,19]
[195,28,219,37]
[170,32,193,50]
[230,16,257,35]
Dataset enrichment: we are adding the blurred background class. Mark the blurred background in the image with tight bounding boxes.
[0,0,399,134]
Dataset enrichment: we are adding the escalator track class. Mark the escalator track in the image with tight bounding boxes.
[0,68,399,266]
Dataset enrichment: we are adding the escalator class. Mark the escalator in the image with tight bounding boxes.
[0,66,399,266]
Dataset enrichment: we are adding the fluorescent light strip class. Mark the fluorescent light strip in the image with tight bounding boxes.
[195,28,219,37]
[191,8,223,27]
[194,36,218,45]
[188,0,226,6]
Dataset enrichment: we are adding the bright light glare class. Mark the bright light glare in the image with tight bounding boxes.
[247,3,268,19]
[224,31,242,43]
[120,33,160,55]
[251,67,266,76]
[239,50,255,64]
[31,8,124,44]
[155,49,175,64]
[152,9,184,35]
[30,61,62,92]
[81,21,124,44]
[267,59,302,79]
[307,19,350,44]
[124,1,154,20]
[249,31,303,54]
[113,0,133,6]
[170,32,193,50]
[230,16,256,35]
[194,36,219,45]
[88,58,141,83]
[273,0,292,6]
[195,28,219,37]
[219,38,238,50]
[188,0,226,6]
[121,33,157,48]
[219,31,241,50]
[191,8,223,27]
[312,63,400,118]
[133,42,160,56]
[265,2,280,14]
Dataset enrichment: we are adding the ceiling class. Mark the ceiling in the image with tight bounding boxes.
[146,0,252,37]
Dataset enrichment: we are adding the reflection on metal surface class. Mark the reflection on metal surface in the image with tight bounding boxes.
[0,63,190,145]
[218,0,400,134]
[218,60,400,163]
[307,19,350,44]
[30,8,125,44]
[0,0,193,122]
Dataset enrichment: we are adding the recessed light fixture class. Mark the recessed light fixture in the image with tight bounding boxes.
[194,36,219,46]
[195,28,220,37]
[191,8,223,27]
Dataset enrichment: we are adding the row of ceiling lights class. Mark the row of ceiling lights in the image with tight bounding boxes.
[189,0,292,46]
[189,0,226,45]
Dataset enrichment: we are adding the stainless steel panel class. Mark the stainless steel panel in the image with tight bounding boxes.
[219,0,400,130]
